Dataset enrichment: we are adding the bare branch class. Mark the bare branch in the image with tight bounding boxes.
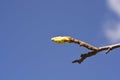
[71,38,98,51]
[72,51,99,64]
[72,42,120,64]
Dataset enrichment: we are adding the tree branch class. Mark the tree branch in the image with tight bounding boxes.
[71,39,98,51]
[51,36,120,64]
[72,38,120,64]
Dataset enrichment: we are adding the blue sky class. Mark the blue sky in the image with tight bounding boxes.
[1,0,120,80]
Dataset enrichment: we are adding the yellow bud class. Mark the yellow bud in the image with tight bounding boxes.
[51,36,73,44]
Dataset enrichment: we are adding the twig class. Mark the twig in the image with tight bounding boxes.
[72,51,99,64]
[51,36,120,64]
[72,40,120,64]
[72,39,98,51]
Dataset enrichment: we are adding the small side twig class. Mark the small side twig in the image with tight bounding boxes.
[72,50,99,64]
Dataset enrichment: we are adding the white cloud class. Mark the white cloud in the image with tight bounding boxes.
[107,0,120,17]
[104,21,120,43]
[103,0,120,43]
